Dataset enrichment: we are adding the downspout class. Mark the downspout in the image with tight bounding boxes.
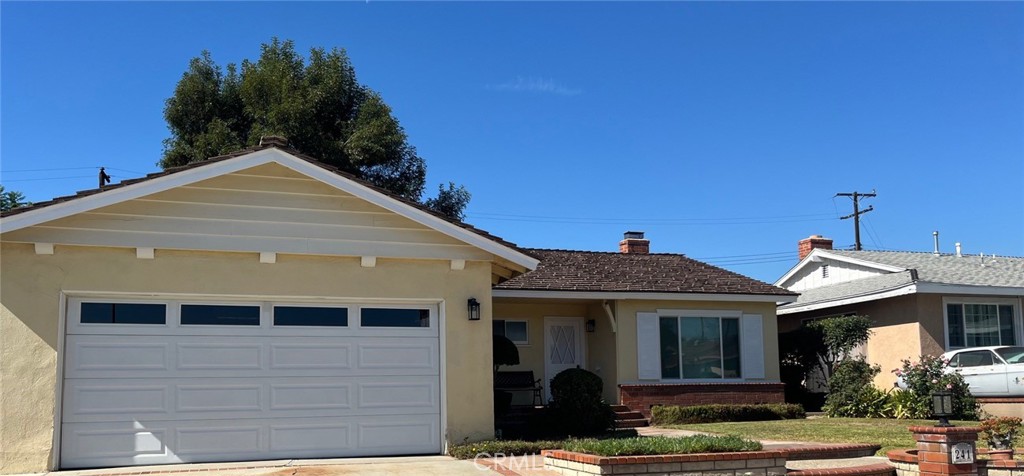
[602,300,618,333]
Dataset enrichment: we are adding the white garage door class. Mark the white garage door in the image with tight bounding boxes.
[60,297,442,469]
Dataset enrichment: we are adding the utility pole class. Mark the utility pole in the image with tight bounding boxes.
[836,190,876,251]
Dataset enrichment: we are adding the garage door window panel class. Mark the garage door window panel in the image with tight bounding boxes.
[80,303,166,325]
[274,306,349,327]
[181,304,261,326]
[360,308,430,328]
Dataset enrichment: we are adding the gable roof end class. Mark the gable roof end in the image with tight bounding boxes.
[0,145,539,270]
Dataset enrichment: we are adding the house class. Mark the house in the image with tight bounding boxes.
[0,140,795,473]
[775,235,1024,397]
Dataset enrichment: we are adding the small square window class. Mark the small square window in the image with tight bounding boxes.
[361,308,430,328]
[274,306,348,327]
[81,303,166,324]
[493,319,529,344]
[181,305,260,326]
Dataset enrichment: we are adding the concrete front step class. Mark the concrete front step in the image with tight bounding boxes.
[613,411,644,420]
[613,418,649,428]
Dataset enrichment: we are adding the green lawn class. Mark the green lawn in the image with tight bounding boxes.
[663,418,981,456]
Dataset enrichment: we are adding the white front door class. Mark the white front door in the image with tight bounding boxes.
[543,317,585,402]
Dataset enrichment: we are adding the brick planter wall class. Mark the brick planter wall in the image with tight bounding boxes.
[619,383,786,418]
[543,449,787,476]
[888,448,1024,476]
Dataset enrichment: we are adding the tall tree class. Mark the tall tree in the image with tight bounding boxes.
[162,39,467,217]
[0,185,30,212]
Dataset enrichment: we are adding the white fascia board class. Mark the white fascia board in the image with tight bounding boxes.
[915,283,1024,297]
[491,289,797,303]
[1,149,283,233]
[0,148,539,271]
[773,249,905,288]
[776,283,918,315]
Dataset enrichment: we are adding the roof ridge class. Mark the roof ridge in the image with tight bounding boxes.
[829,249,1024,260]
[526,247,687,257]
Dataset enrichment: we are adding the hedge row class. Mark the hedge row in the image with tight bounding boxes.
[650,403,806,425]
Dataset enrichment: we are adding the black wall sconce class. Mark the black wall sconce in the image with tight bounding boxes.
[468,298,481,321]
[586,319,596,333]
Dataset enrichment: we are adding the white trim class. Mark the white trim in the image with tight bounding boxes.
[916,283,1024,297]
[0,148,538,270]
[136,247,155,259]
[35,242,54,255]
[259,252,276,264]
[777,284,918,315]
[654,309,747,381]
[450,259,465,271]
[52,292,68,470]
[492,289,795,303]
[438,299,448,455]
[941,296,1022,351]
[360,256,377,268]
[657,308,743,318]
[774,248,904,287]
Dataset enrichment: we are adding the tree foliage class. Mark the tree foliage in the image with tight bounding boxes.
[162,38,465,216]
[807,315,872,378]
[0,185,30,212]
[424,182,471,221]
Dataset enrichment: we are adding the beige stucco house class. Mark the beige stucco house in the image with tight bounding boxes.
[0,141,795,473]
[775,235,1024,396]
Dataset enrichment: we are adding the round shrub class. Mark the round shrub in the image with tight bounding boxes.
[823,357,882,417]
[548,368,612,436]
[894,354,978,420]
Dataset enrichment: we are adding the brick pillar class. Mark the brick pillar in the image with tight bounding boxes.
[909,426,981,476]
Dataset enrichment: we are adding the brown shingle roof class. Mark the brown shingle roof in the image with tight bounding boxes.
[0,144,530,257]
[494,248,796,296]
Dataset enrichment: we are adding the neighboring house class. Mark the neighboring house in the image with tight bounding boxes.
[775,235,1024,392]
[0,140,795,473]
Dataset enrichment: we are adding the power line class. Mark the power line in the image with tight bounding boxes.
[2,175,95,182]
[466,214,835,226]
[1,166,99,173]
[472,211,835,221]
[693,251,794,260]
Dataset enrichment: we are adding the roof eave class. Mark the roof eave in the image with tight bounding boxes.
[492,289,797,303]
[777,283,919,314]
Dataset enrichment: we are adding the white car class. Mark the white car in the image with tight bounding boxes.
[943,346,1024,397]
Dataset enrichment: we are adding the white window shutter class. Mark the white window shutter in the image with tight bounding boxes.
[636,312,661,380]
[741,314,765,379]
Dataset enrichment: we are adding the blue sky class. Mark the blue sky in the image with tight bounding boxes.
[2,2,1022,283]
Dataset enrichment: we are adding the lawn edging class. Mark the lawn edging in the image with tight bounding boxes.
[542,449,787,476]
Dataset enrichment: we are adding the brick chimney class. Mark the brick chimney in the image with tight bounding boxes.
[798,234,833,261]
[259,135,289,148]
[620,231,649,254]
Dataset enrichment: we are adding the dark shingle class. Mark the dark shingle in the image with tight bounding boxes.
[495,248,795,296]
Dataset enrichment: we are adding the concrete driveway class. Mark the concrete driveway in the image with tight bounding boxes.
[38,456,505,476]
